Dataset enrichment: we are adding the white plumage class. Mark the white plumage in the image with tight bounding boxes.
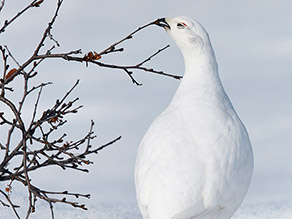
[135,16,254,219]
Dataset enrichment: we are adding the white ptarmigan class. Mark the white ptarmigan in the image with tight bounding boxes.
[135,16,254,219]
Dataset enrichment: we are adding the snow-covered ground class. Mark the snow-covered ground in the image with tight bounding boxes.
[233,200,292,219]
[1,199,292,219]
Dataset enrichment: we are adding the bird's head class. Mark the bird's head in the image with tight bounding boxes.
[155,16,211,55]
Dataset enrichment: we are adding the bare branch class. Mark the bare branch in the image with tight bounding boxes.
[0,0,39,34]
[137,45,170,66]
[3,45,21,67]
[124,69,142,86]
[0,0,5,12]
[1,16,181,87]
[33,0,63,56]
[2,0,64,85]
[98,19,161,56]
[32,45,181,81]
[0,189,21,219]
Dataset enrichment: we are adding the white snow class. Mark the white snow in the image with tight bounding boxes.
[1,200,292,219]
[232,200,292,219]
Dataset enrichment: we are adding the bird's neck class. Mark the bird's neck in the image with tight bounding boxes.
[172,46,227,106]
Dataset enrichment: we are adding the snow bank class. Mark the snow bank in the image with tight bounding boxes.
[1,199,292,218]
[232,200,292,219]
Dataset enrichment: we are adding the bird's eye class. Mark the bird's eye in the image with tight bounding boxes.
[177,23,185,29]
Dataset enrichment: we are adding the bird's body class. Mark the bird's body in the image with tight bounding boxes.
[135,16,253,219]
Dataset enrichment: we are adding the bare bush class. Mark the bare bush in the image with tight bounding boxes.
[0,0,181,218]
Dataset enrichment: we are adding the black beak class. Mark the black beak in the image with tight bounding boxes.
[155,18,171,29]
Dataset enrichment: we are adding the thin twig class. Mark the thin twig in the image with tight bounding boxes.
[0,0,5,12]
[0,0,39,34]
[0,190,21,219]
[137,45,170,66]
[98,19,160,56]
[3,45,21,67]
[34,0,63,56]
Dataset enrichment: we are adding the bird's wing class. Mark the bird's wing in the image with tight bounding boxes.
[136,108,208,218]
[170,199,207,219]
[171,203,226,219]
